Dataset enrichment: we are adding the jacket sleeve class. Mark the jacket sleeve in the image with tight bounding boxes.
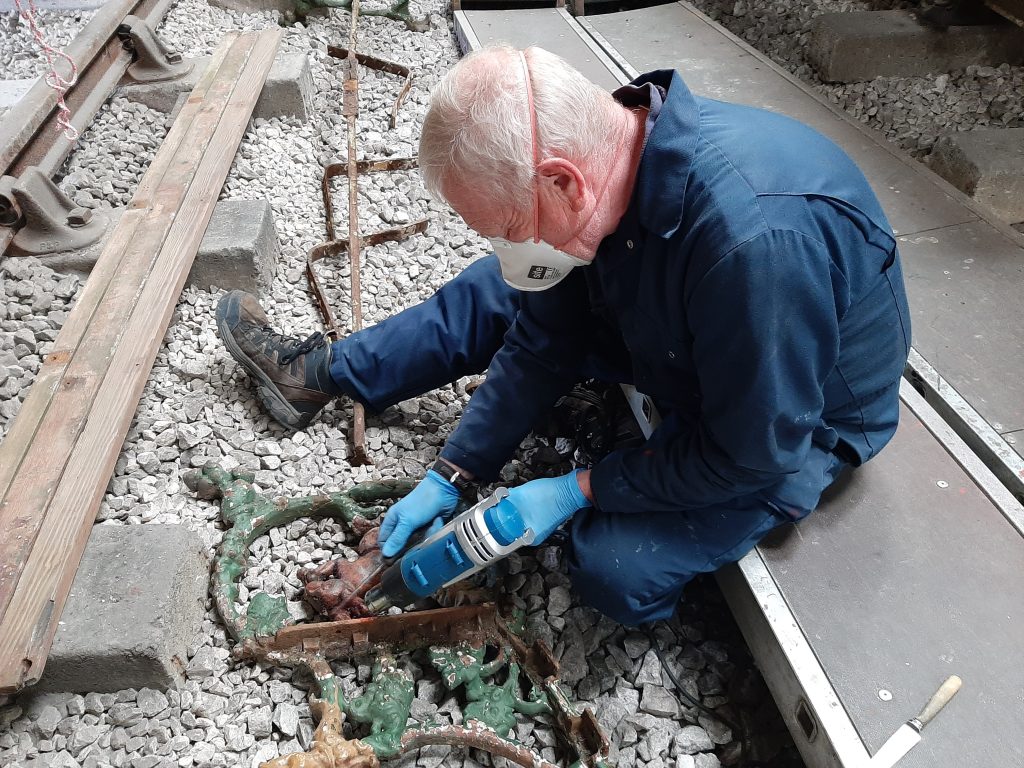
[440,270,592,480]
[589,229,845,513]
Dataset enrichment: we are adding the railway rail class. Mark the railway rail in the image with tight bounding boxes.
[0,0,184,257]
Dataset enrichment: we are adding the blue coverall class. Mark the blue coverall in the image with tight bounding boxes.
[328,70,912,625]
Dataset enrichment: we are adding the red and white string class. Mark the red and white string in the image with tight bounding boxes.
[13,0,80,141]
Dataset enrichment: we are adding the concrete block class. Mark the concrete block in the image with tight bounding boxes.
[121,52,314,121]
[808,10,1024,82]
[36,199,279,292]
[37,525,209,693]
[190,199,280,292]
[256,51,315,123]
[207,0,328,17]
[0,79,35,111]
[929,127,1024,223]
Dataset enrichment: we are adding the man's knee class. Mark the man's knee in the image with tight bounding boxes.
[565,538,689,626]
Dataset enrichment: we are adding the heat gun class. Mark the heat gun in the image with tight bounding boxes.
[364,488,533,613]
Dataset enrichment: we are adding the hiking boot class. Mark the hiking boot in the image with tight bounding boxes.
[216,290,341,429]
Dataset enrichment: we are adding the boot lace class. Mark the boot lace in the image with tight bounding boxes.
[274,330,327,366]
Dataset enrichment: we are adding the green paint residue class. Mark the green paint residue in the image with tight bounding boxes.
[245,593,291,638]
[430,644,551,738]
[183,464,415,641]
[346,655,415,757]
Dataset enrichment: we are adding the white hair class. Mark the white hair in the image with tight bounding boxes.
[419,44,619,209]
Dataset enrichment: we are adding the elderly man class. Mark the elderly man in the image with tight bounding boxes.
[217,45,911,625]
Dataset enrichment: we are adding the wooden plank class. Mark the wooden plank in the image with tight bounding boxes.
[0,34,257,622]
[0,34,240,517]
[0,29,282,693]
[130,33,240,209]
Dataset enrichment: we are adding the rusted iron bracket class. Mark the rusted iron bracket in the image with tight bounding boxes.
[243,604,502,662]
[185,466,612,767]
[117,15,193,83]
[306,221,432,339]
[326,46,413,130]
[1,167,108,255]
[305,28,428,465]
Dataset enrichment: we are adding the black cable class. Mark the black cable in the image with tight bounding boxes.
[644,626,752,766]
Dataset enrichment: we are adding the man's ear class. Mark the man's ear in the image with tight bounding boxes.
[537,158,587,213]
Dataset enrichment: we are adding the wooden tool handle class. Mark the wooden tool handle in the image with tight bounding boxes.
[916,675,962,727]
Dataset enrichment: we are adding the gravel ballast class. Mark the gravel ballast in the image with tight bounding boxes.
[1,9,96,81]
[13,0,1016,763]
[0,1,799,766]
[688,0,1024,158]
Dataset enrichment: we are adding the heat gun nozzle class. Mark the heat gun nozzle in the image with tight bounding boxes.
[364,587,394,615]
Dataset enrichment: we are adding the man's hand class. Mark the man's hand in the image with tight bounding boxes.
[379,470,461,557]
[505,469,593,544]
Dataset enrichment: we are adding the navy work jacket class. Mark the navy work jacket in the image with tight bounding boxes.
[441,70,911,517]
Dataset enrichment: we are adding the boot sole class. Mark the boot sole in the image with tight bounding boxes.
[215,298,309,430]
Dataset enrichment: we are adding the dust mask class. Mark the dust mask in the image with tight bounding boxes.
[490,237,590,291]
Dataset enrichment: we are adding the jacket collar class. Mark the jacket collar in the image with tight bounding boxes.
[614,70,700,238]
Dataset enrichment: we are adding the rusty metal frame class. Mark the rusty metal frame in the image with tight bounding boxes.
[305,220,428,339]
[245,604,611,766]
[185,464,610,767]
[326,46,413,130]
[305,14,428,465]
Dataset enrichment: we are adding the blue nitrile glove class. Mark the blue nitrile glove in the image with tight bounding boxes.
[379,470,461,557]
[504,470,592,545]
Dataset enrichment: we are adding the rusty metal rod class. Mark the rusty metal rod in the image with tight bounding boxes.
[327,45,413,129]
[341,0,370,466]
[401,726,560,768]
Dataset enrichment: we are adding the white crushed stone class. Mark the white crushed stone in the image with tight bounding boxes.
[689,0,1024,157]
[0,0,796,766]
[58,97,170,211]
[0,9,95,81]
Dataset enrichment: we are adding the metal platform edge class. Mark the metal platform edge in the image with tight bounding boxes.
[717,380,1024,768]
[906,350,1024,509]
[454,5,636,84]
[716,557,867,768]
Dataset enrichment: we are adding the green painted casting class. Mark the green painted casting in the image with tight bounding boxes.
[184,463,415,641]
[346,654,415,757]
[430,644,551,737]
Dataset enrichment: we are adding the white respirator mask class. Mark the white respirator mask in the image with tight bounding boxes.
[489,236,590,291]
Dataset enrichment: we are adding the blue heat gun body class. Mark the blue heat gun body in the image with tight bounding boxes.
[364,488,534,613]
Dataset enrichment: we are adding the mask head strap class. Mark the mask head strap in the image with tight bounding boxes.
[519,50,540,244]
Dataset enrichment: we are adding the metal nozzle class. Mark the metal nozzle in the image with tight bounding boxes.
[364,587,393,615]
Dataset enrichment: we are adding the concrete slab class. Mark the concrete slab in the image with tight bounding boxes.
[37,524,209,693]
[0,79,35,111]
[1006,431,1023,461]
[121,51,314,122]
[36,199,279,292]
[808,11,1024,83]
[896,220,1024,434]
[929,127,1024,224]
[460,8,625,92]
[189,198,279,293]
